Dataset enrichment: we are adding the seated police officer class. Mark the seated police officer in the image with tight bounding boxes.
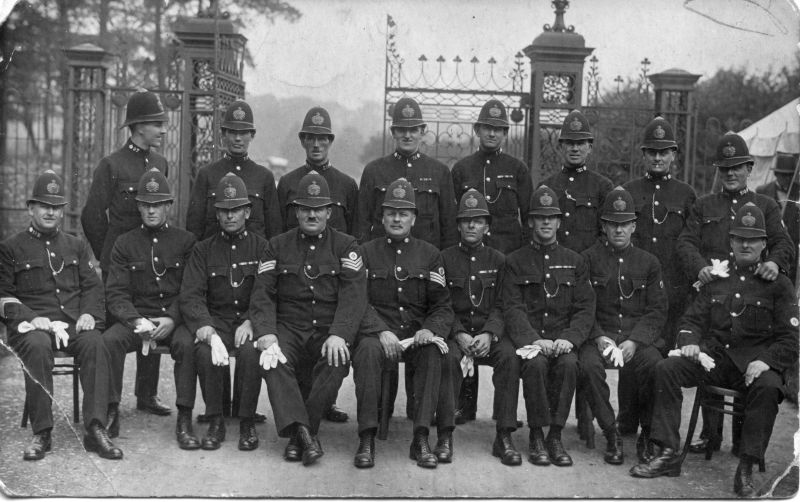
[578,187,667,465]
[442,189,522,466]
[249,171,366,466]
[631,203,798,498]
[352,178,455,469]
[104,168,196,438]
[503,185,595,467]
[0,170,121,460]
[175,172,265,451]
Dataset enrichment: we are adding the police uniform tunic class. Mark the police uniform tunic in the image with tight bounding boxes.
[352,236,455,434]
[677,189,796,280]
[176,230,265,414]
[756,181,799,283]
[358,152,458,248]
[103,224,196,405]
[452,150,532,253]
[623,173,697,350]
[185,154,282,241]
[249,227,365,437]
[579,240,666,432]
[503,241,595,428]
[0,227,113,433]
[540,167,614,253]
[81,139,169,271]
[277,162,358,234]
[649,266,798,459]
[441,242,520,431]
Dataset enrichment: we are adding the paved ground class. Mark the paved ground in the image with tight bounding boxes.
[0,345,797,498]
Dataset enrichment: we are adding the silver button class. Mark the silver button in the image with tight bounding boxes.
[310,245,316,250]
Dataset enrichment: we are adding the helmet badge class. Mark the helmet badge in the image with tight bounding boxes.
[392,186,407,199]
[46,180,59,194]
[401,105,415,118]
[653,125,665,139]
[540,193,553,206]
[613,197,627,211]
[742,212,756,227]
[489,106,502,118]
[569,119,582,131]
[232,107,246,121]
[722,143,736,158]
[311,112,324,125]
[224,184,237,199]
[308,181,321,196]
[145,178,159,193]
[465,195,478,208]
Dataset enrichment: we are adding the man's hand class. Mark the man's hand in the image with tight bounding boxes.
[619,340,638,363]
[234,319,253,348]
[378,331,402,362]
[254,334,278,352]
[208,334,229,366]
[30,317,52,331]
[150,317,175,341]
[76,314,95,333]
[322,335,350,367]
[533,339,555,357]
[552,339,573,356]
[680,344,701,363]
[413,328,435,347]
[196,326,217,344]
[744,360,770,386]
[472,333,492,358]
[755,261,779,282]
[455,332,474,356]
[697,266,716,285]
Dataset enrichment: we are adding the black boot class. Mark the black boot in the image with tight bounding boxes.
[455,374,478,424]
[734,457,757,497]
[409,428,437,468]
[354,429,376,468]
[83,420,123,460]
[492,429,522,466]
[433,429,453,463]
[176,410,200,450]
[629,444,681,478]
[528,429,550,466]
[603,425,624,465]
[238,418,259,451]
[107,403,120,439]
[546,436,573,467]
[201,415,225,450]
[23,429,52,461]
[284,435,303,462]
[296,424,323,466]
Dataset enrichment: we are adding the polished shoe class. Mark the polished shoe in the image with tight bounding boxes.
[354,429,376,468]
[636,433,654,464]
[629,446,681,478]
[137,395,172,416]
[238,419,259,451]
[528,434,551,466]
[201,415,226,450]
[23,430,52,461]
[409,428,438,468]
[603,427,624,465]
[433,430,453,463]
[296,424,323,466]
[325,403,349,423]
[176,412,200,450]
[734,460,757,497]
[688,436,720,454]
[83,421,123,460]
[546,437,573,467]
[492,430,522,466]
[284,435,303,462]
[107,403,120,439]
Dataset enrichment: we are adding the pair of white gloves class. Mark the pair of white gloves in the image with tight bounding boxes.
[18,320,70,349]
[692,259,730,291]
[400,336,448,354]
[134,318,159,356]
[596,336,626,368]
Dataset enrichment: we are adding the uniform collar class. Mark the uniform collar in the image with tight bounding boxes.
[27,226,59,240]
[733,262,759,275]
[126,138,149,155]
[645,172,671,181]
[603,239,634,255]
[457,241,485,254]
[220,229,248,242]
[299,227,328,242]
[141,223,169,234]
[387,236,412,247]
[224,152,250,162]
[721,187,749,197]
[393,151,421,162]
[305,160,331,171]
[530,240,558,251]
[478,148,502,157]
[561,165,587,174]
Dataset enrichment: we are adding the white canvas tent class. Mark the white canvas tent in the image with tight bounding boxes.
[737,97,800,190]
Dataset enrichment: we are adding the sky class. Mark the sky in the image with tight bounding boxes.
[242,0,800,108]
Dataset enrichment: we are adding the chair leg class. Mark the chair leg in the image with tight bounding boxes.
[704,404,721,461]
[681,386,703,463]
[72,361,80,423]
[758,458,765,473]
[576,384,595,449]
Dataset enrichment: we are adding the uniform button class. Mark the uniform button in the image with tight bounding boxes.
[56,289,60,293]
[312,319,317,324]
[232,264,237,269]
[620,275,625,280]
[396,266,402,271]
[587,202,591,206]
[307,265,312,269]
[565,212,570,217]
[312,300,316,304]
[155,277,161,282]
[407,163,412,168]
[154,257,159,262]
[740,276,745,281]
[485,177,491,182]
[161,307,166,312]
[486,195,492,201]
[397,249,401,254]
[654,201,660,206]
[618,314,623,318]
[159,293,164,298]
[652,237,657,242]
[546,273,551,278]
[60,305,65,310]
[399,306,404,311]
[544,255,549,260]
[310,286,314,290]
[470,275,475,280]
[236,166,241,171]
[619,258,624,263]
[569,177,574,182]
[398,287,402,292]
[50,252,56,257]
[730,216,735,220]
[234,300,239,305]
[470,257,476,262]
[525,280,529,284]
[211,272,216,276]
[232,245,237,250]
[485,159,490,165]
[655,185,661,190]
[310,245,316,250]
[725,344,730,349]
[735,293,741,298]
[732,199,738,204]
[544,312,548,317]
[25,264,30,268]
[471,294,476,299]
[45,241,50,246]
[756,301,761,306]
[470,310,475,315]
[619,296,624,301]
[565,231,570,235]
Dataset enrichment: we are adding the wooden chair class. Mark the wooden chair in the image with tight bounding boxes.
[21,351,80,427]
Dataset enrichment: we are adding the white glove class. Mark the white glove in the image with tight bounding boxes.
[693,259,730,291]
[259,343,288,370]
[134,318,158,355]
[602,344,625,368]
[667,349,716,372]
[515,345,542,359]
[398,336,448,354]
[460,356,474,377]
[208,334,229,366]
[19,320,70,349]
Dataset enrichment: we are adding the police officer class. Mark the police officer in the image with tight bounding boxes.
[249,171,366,466]
[176,172,265,451]
[81,90,171,416]
[358,96,458,249]
[352,178,455,469]
[276,107,359,424]
[578,187,667,465]
[186,99,281,241]
[441,189,522,466]
[103,169,197,439]
[451,100,532,422]
[0,171,122,460]
[503,185,595,467]
[631,203,798,498]
[755,152,799,284]
[540,109,614,254]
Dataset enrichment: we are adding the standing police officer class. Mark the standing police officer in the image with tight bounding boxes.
[176,173,265,451]
[442,189,522,466]
[103,169,197,439]
[1,171,122,460]
[358,97,457,249]
[755,152,799,284]
[81,90,171,416]
[249,171,366,466]
[503,185,595,467]
[578,187,667,465]
[540,110,614,254]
